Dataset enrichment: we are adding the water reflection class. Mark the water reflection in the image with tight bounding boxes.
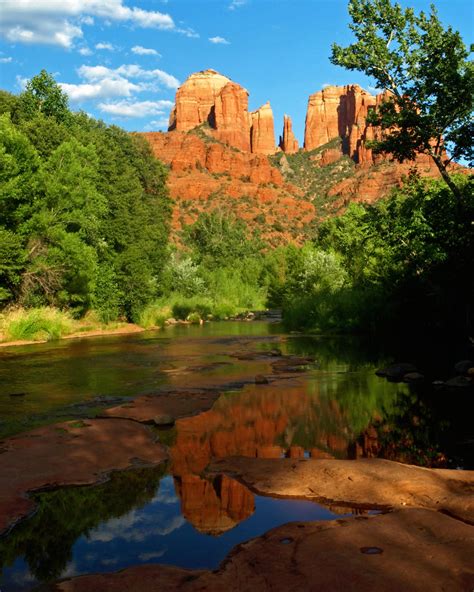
[0,324,471,591]
[0,469,345,591]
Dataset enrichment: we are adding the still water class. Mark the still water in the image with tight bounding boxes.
[0,322,471,590]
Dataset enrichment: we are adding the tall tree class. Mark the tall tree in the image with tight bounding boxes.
[331,0,474,199]
[16,70,70,124]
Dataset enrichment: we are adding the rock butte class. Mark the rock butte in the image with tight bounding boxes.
[141,70,444,244]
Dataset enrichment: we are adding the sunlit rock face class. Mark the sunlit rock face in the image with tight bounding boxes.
[168,69,275,155]
[168,69,231,132]
[214,81,251,152]
[279,114,299,154]
[304,84,377,161]
[304,84,439,170]
[250,102,276,155]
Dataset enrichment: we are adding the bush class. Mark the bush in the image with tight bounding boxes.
[138,303,170,329]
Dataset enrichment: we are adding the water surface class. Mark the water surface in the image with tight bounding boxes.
[0,322,471,591]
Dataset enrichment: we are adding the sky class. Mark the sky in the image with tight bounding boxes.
[0,0,473,143]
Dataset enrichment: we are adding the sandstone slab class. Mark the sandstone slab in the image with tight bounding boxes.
[206,457,474,522]
[0,419,167,535]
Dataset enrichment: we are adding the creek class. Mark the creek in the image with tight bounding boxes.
[0,322,471,591]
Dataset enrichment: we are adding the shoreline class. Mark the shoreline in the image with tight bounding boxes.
[0,323,146,349]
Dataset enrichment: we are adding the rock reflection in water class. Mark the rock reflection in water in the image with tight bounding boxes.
[0,468,343,592]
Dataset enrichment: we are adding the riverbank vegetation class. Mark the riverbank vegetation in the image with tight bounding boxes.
[0,71,171,326]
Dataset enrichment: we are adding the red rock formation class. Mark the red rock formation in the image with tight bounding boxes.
[250,102,276,155]
[142,131,282,184]
[214,81,251,152]
[168,69,230,132]
[304,84,376,154]
[168,69,275,155]
[279,114,299,153]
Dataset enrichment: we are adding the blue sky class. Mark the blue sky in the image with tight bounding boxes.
[0,0,473,143]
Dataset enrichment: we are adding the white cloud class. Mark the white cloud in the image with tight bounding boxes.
[132,45,160,56]
[209,36,230,45]
[88,509,185,543]
[58,62,179,104]
[78,64,180,89]
[229,0,247,10]
[0,0,189,48]
[78,47,93,56]
[3,21,83,48]
[61,78,142,101]
[144,117,171,130]
[98,99,173,117]
[0,56,13,63]
[95,42,114,50]
[16,74,28,90]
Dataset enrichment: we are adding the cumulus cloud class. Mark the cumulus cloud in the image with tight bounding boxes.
[95,42,114,50]
[0,56,13,63]
[98,99,173,117]
[58,63,179,102]
[176,27,199,38]
[0,0,191,48]
[132,45,160,56]
[209,36,230,45]
[60,78,142,101]
[78,63,179,88]
[78,47,93,56]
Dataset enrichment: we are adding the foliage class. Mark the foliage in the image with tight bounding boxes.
[183,210,264,268]
[0,466,166,583]
[331,0,474,197]
[15,69,70,124]
[2,307,74,341]
[280,174,474,335]
[0,71,171,322]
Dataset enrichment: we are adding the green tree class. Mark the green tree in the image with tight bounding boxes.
[331,0,474,198]
[16,69,70,124]
[184,210,263,268]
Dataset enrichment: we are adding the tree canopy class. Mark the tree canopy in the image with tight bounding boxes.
[0,72,172,321]
[331,0,474,198]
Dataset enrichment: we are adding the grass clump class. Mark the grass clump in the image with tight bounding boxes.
[138,303,170,329]
[1,307,74,341]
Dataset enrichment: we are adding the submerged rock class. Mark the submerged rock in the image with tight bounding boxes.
[153,414,175,426]
[403,372,425,383]
[444,376,473,389]
[375,363,418,381]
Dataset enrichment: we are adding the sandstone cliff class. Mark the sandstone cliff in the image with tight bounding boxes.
[168,69,276,155]
[279,114,299,154]
[250,102,276,155]
[214,81,251,152]
[168,69,231,132]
